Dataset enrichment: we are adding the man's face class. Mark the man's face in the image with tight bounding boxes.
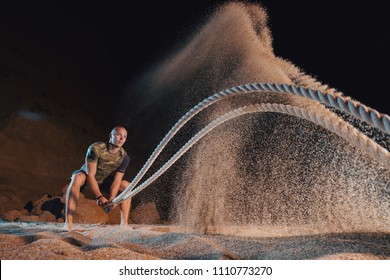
[109,127,127,147]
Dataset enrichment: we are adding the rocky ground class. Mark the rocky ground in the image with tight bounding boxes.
[1,187,161,226]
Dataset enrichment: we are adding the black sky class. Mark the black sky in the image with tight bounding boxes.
[80,0,388,114]
[2,1,389,114]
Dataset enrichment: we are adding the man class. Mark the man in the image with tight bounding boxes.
[63,126,131,230]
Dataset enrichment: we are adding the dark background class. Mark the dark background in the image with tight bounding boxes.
[83,0,389,114]
[1,0,388,114]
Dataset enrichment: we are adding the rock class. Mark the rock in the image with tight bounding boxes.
[131,202,161,224]
[39,211,56,222]
[31,202,44,216]
[24,201,34,212]
[28,194,64,219]
[73,194,109,224]
[41,197,64,219]
[33,193,52,206]
[31,194,52,216]
[19,215,40,222]
[106,205,121,225]
[2,209,28,221]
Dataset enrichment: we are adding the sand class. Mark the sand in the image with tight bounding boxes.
[0,220,389,260]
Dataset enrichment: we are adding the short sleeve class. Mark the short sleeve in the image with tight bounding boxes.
[86,144,100,163]
[116,154,130,173]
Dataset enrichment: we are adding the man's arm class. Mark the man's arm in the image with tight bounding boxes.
[109,171,125,201]
[109,154,130,201]
[86,161,107,205]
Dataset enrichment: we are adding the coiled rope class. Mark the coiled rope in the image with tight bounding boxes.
[112,82,389,204]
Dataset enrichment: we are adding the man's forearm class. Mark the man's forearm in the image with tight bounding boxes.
[109,181,121,201]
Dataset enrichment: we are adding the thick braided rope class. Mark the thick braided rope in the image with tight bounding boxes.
[115,103,389,203]
[241,83,389,133]
[112,82,389,204]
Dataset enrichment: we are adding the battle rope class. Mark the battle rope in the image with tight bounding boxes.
[111,83,389,206]
[112,102,389,205]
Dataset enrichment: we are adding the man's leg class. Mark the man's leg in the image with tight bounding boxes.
[118,180,131,226]
[64,172,86,230]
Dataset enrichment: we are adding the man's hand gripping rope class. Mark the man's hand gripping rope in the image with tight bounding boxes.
[96,196,115,213]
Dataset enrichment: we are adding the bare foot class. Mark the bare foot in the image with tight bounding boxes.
[120,223,133,228]
[62,223,72,231]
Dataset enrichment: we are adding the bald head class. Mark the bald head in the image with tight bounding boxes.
[111,126,127,135]
[109,126,127,147]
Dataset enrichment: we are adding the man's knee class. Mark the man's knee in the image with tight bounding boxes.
[119,180,130,192]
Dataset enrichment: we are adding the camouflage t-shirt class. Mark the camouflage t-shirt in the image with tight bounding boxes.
[80,142,130,183]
